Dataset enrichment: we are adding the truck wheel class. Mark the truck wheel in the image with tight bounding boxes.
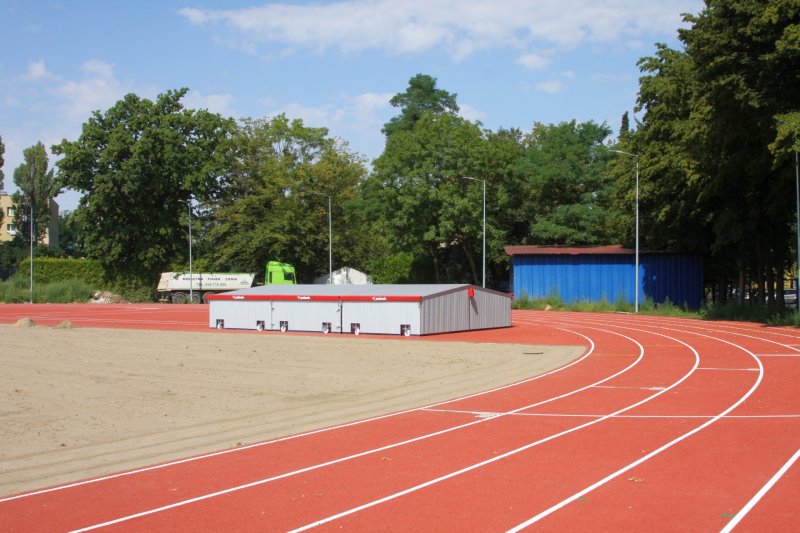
[190,292,201,304]
[203,293,214,304]
[172,292,187,304]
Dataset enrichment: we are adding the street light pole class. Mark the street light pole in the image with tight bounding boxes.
[327,194,332,284]
[608,149,639,313]
[188,196,193,303]
[29,161,35,304]
[462,177,486,288]
[795,151,799,311]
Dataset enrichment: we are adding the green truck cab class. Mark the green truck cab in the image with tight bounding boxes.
[266,261,297,285]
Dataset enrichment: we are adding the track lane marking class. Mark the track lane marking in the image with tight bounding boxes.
[59,326,647,531]
[286,325,696,533]
[1,323,595,504]
[422,408,800,419]
[720,447,800,532]
[504,315,765,530]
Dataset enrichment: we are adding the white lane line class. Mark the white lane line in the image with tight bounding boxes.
[697,367,760,371]
[422,408,800,420]
[286,327,699,533]
[592,385,666,391]
[720,448,800,533]
[63,326,644,531]
[755,354,800,357]
[1,323,595,504]
[504,316,765,531]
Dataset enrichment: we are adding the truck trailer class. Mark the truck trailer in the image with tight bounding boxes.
[157,261,297,303]
[157,272,256,303]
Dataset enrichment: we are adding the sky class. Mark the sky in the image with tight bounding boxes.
[1,0,703,212]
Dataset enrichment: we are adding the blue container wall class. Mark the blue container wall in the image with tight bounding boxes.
[511,254,702,308]
[640,254,703,308]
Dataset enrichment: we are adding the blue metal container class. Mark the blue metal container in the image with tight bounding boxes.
[507,246,703,308]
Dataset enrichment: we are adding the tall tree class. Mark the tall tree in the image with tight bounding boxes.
[679,0,800,305]
[208,115,367,282]
[381,74,460,137]
[514,121,614,246]
[609,44,708,254]
[12,142,57,246]
[52,88,236,283]
[366,112,490,283]
[619,112,631,140]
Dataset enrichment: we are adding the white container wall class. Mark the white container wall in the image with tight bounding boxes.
[341,301,421,335]
[208,284,511,335]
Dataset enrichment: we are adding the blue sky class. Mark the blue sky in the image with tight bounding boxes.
[1,0,702,211]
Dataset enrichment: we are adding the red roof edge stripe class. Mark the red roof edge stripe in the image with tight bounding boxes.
[206,294,423,302]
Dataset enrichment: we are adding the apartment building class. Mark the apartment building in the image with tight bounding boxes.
[0,193,59,248]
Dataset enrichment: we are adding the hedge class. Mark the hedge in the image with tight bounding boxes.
[18,257,106,287]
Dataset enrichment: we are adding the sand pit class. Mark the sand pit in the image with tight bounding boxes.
[0,325,583,496]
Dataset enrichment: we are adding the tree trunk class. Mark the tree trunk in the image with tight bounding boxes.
[431,244,441,283]
[462,240,479,285]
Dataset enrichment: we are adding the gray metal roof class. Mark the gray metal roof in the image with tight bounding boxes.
[223,283,471,298]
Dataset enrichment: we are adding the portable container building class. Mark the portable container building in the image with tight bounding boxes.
[207,284,511,335]
[506,245,703,308]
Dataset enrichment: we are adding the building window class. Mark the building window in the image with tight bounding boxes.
[6,207,14,217]
[7,224,17,236]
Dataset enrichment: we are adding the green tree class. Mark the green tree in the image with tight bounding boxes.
[58,210,86,257]
[514,121,614,246]
[208,115,367,282]
[619,112,631,140]
[679,0,800,305]
[12,142,57,246]
[366,112,490,283]
[52,88,236,283]
[609,44,708,255]
[382,74,460,137]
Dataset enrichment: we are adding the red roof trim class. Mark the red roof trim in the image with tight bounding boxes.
[207,294,423,303]
[504,245,634,256]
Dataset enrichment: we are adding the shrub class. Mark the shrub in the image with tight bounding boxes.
[18,257,105,287]
[0,276,94,303]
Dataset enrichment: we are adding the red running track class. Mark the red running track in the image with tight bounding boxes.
[0,305,798,531]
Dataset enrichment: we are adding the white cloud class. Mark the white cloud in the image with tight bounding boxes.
[459,103,487,122]
[81,59,115,80]
[22,60,56,81]
[518,52,551,71]
[536,80,567,94]
[55,60,125,120]
[561,70,577,80]
[184,91,237,118]
[263,92,393,160]
[179,0,701,61]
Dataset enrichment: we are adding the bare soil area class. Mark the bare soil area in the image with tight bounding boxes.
[0,324,583,496]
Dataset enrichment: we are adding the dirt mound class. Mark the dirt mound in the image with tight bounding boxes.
[89,291,125,304]
[14,318,37,328]
[54,320,75,329]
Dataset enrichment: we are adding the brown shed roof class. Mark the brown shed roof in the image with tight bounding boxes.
[504,245,634,256]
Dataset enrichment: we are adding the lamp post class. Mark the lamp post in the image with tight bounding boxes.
[462,176,486,288]
[608,149,639,313]
[29,161,35,304]
[795,151,799,311]
[188,196,193,303]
